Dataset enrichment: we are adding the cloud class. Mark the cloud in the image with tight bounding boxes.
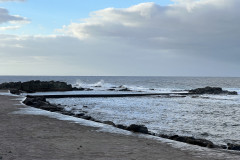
[60,1,240,63]
[1,0,240,76]
[0,25,20,30]
[0,8,29,24]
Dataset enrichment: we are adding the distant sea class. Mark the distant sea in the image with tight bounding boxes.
[1,76,240,146]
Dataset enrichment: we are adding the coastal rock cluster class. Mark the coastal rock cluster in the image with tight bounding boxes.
[0,80,74,94]
[22,96,240,151]
[189,86,238,95]
[3,81,239,152]
[23,96,149,134]
[160,134,214,148]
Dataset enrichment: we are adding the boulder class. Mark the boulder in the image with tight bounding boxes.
[23,97,47,106]
[116,124,127,130]
[189,86,238,95]
[75,113,85,117]
[226,91,238,95]
[168,135,214,148]
[84,88,94,91]
[23,96,63,113]
[107,89,115,91]
[81,115,92,120]
[227,143,240,151]
[73,87,84,91]
[185,137,214,148]
[127,124,149,134]
[159,134,170,139]
[10,89,22,95]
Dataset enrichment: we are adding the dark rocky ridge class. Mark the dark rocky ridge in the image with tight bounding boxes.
[189,86,238,95]
[0,80,89,94]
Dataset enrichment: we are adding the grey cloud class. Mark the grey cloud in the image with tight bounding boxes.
[62,1,240,65]
[0,33,239,76]
[0,8,27,24]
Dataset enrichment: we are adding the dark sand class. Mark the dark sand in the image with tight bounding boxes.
[0,93,238,160]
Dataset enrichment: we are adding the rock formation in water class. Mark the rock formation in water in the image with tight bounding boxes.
[189,86,238,95]
[0,80,80,94]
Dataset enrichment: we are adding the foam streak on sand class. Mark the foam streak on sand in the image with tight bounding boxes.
[0,93,240,159]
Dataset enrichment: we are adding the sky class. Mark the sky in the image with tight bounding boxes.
[0,0,239,77]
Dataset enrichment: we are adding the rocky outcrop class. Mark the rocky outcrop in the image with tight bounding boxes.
[23,96,63,112]
[116,124,127,130]
[189,86,238,95]
[103,121,116,127]
[10,89,22,95]
[168,135,214,148]
[127,124,149,134]
[0,80,74,93]
[23,96,97,120]
[227,143,240,151]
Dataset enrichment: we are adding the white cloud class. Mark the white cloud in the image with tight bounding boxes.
[9,16,30,24]
[0,25,20,30]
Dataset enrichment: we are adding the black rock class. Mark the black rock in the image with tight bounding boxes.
[23,97,65,113]
[127,124,149,134]
[23,97,47,106]
[84,88,94,91]
[185,137,214,148]
[189,86,238,95]
[159,134,170,139]
[168,135,214,148]
[169,135,187,142]
[227,143,240,151]
[0,80,74,93]
[221,145,228,149]
[10,89,22,95]
[73,87,85,91]
[81,116,92,120]
[119,88,132,92]
[107,89,115,91]
[116,124,127,130]
[75,113,85,117]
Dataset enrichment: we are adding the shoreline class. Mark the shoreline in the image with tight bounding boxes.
[0,94,239,159]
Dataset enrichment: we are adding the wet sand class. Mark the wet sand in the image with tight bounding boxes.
[0,94,236,160]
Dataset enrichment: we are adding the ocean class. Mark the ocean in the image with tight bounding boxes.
[1,76,240,147]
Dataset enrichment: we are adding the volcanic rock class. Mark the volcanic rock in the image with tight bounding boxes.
[189,86,237,95]
[127,124,149,134]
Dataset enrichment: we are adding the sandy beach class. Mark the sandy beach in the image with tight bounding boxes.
[0,93,238,160]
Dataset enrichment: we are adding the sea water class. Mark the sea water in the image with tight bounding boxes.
[1,76,240,146]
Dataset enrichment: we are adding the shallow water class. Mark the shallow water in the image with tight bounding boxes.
[48,93,240,146]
